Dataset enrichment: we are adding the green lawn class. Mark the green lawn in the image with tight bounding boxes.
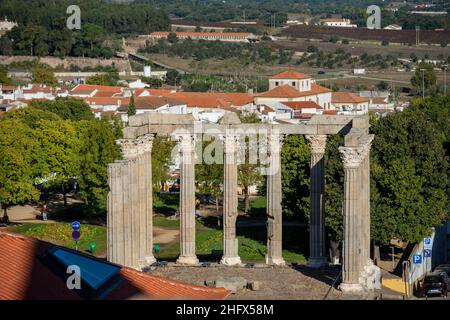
[7,223,107,257]
[156,221,307,264]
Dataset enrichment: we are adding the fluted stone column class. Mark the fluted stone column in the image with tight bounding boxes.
[306,135,328,268]
[176,134,199,265]
[338,143,373,294]
[108,136,155,270]
[221,134,241,266]
[266,134,285,266]
[143,134,156,264]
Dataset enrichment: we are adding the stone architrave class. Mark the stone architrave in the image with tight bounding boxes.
[305,135,328,268]
[220,134,242,266]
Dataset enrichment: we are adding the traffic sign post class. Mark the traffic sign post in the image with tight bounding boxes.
[424,238,432,249]
[423,249,432,258]
[71,221,81,231]
[71,222,81,251]
[413,254,422,265]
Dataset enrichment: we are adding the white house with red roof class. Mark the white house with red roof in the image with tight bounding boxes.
[331,92,369,115]
[255,70,332,110]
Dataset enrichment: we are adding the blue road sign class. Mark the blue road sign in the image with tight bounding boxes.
[424,237,432,249]
[423,249,432,258]
[71,221,81,231]
[413,254,422,264]
[72,230,80,240]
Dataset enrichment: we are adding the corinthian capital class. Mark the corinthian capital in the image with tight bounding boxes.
[220,134,239,154]
[117,139,139,159]
[306,135,327,155]
[339,138,373,169]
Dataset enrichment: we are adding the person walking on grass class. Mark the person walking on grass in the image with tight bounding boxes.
[41,204,48,221]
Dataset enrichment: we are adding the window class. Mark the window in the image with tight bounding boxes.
[292,82,296,87]
[275,82,279,86]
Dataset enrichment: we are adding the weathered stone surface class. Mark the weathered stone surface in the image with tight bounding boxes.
[215,277,247,294]
[247,281,262,291]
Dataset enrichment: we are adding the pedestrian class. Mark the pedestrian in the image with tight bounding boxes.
[41,204,48,221]
[195,198,201,218]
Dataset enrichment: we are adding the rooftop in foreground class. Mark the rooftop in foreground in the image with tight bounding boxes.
[0,230,231,300]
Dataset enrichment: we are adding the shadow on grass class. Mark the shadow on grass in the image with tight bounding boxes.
[154,192,179,217]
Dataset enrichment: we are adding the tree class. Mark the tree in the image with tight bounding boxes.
[411,64,437,93]
[0,119,41,222]
[76,119,121,216]
[127,93,136,117]
[32,67,56,86]
[196,137,223,213]
[33,119,80,206]
[152,136,174,189]
[0,66,13,86]
[238,113,263,214]
[0,36,13,55]
[30,98,94,121]
[167,32,178,43]
[166,69,181,86]
[86,73,118,86]
[376,81,389,91]
[370,96,449,245]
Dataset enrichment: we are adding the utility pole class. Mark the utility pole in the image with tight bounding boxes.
[444,65,448,96]
[420,68,425,99]
[416,26,420,46]
[243,9,246,23]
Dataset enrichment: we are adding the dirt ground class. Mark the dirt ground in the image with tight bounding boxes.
[149,264,364,300]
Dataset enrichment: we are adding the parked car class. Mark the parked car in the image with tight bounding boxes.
[422,272,449,297]
[434,264,450,277]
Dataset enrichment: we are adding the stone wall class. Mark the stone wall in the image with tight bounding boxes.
[0,55,131,72]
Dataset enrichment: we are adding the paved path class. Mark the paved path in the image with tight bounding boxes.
[149,265,358,300]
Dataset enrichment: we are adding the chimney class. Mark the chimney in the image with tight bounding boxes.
[247,88,254,96]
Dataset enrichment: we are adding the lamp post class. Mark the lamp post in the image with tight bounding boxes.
[444,65,448,96]
[420,68,425,99]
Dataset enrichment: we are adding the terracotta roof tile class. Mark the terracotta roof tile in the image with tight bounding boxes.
[270,70,310,80]
[0,231,230,300]
[332,92,369,104]
[282,101,322,110]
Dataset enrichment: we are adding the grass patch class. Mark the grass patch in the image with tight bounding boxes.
[154,216,180,229]
[156,222,307,264]
[7,223,107,257]
[153,192,179,215]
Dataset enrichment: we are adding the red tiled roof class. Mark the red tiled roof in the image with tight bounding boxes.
[323,110,338,115]
[71,84,122,95]
[270,70,310,80]
[0,230,230,300]
[257,84,331,98]
[282,101,322,110]
[332,92,369,104]
[157,92,253,109]
[23,84,53,94]
[0,86,18,91]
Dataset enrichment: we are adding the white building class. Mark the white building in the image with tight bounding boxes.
[255,71,332,111]
[331,92,369,115]
[320,18,357,28]
[0,17,18,36]
[384,24,402,30]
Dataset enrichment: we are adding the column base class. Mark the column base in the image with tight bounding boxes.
[266,255,286,266]
[220,256,242,266]
[145,255,157,265]
[339,283,365,294]
[176,255,199,265]
[307,256,329,268]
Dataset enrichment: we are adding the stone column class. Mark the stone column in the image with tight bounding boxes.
[266,134,285,266]
[220,134,241,266]
[143,134,156,264]
[176,134,199,265]
[305,135,328,268]
[338,145,365,293]
[107,161,125,265]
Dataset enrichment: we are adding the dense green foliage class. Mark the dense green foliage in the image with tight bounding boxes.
[0,106,122,220]
[370,96,449,244]
[279,95,449,245]
[142,38,294,65]
[0,0,169,57]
